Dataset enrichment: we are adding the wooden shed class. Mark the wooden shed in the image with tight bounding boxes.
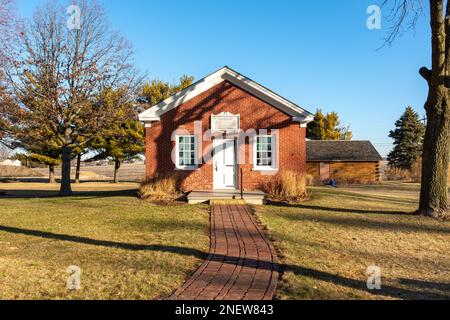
[307,141,383,184]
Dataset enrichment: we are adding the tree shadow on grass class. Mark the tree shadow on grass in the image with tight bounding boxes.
[0,225,207,259]
[281,264,450,300]
[267,200,410,216]
[266,202,450,235]
[311,189,418,205]
[398,278,450,292]
[0,188,138,199]
[1,224,449,300]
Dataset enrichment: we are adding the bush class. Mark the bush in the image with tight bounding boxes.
[138,174,180,202]
[263,171,309,202]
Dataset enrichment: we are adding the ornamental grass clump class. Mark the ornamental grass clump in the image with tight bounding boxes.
[138,174,181,202]
[264,171,309,202]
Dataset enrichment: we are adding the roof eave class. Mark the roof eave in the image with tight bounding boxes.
[138,66,313,122]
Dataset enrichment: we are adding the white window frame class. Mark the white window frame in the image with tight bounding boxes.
[253,135,278,171]
[175,135,198,170]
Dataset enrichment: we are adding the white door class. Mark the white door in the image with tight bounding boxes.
[213,139,237,190]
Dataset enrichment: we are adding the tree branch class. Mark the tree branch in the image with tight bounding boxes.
[419,66,432,82]
[380,0,425,48]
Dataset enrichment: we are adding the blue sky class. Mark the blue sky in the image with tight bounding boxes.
[16,0,431,157]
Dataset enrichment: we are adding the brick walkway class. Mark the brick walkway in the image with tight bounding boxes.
[169,204,278,300]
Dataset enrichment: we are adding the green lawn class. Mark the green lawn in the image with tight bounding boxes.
[258,183,450,300]
[0,183,209,300]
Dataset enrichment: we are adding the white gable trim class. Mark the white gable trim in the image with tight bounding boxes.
[138,66,313,124]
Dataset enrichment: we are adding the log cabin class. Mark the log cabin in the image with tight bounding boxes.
[307,140,383,184]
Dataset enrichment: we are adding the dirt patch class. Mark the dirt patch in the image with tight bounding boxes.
[33,163,145,182]
[71,171,109,181]
[0,166,44,178]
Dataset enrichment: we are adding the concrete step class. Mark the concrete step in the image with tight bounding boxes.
[187,190,267,205]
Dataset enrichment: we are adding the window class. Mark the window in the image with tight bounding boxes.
[176,135,198,170]
[254,135,277,170]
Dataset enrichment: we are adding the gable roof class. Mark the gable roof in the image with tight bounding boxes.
[306,141,383,162]
[138,66,313,124]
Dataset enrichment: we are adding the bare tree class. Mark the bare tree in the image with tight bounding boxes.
[0,144,11,161]
[0,0,18,65]
[3,0,137,195]
[0,0,19,141]
[382,0,450,219]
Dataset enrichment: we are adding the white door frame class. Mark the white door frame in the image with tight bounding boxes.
[213,138,237,190]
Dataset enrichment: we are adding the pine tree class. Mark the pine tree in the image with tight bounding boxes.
[388,106,425,170]
[91,119,145,183]
[28,151,61,183]
[139,75,194,106]
[89,87,144,183]
[307,109,352,140]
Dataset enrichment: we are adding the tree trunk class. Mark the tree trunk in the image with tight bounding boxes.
[417,0,450,220]
[48,164,56,184]
[75,154,81,184]
[419,86,450,219]
[59,146,73,196]
[113,159,121,184]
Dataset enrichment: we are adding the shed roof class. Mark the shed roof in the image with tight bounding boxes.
[306,140,383,162]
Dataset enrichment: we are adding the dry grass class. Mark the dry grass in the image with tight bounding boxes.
[385,161,422,182]
[70,171,109,181]
[33,163,145,182]
[138,175,181,202]
[258,183,450,300]
[263,171,309,202]
[305,174,315,186]
[0,182,209,300]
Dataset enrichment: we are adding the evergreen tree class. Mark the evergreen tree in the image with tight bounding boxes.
[91,119,145,183]
[307,109,352,140]
[27,147,61,183]
[89,88,144,183]
[139,75,194,106]
[388,106,425,170]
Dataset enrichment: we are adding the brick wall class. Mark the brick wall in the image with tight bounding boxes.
[145,81,307,192]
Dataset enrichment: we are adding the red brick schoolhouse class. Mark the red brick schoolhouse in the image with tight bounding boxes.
[138,66,313,192]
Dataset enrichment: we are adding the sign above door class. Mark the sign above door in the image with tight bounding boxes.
[211,112,240,132]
